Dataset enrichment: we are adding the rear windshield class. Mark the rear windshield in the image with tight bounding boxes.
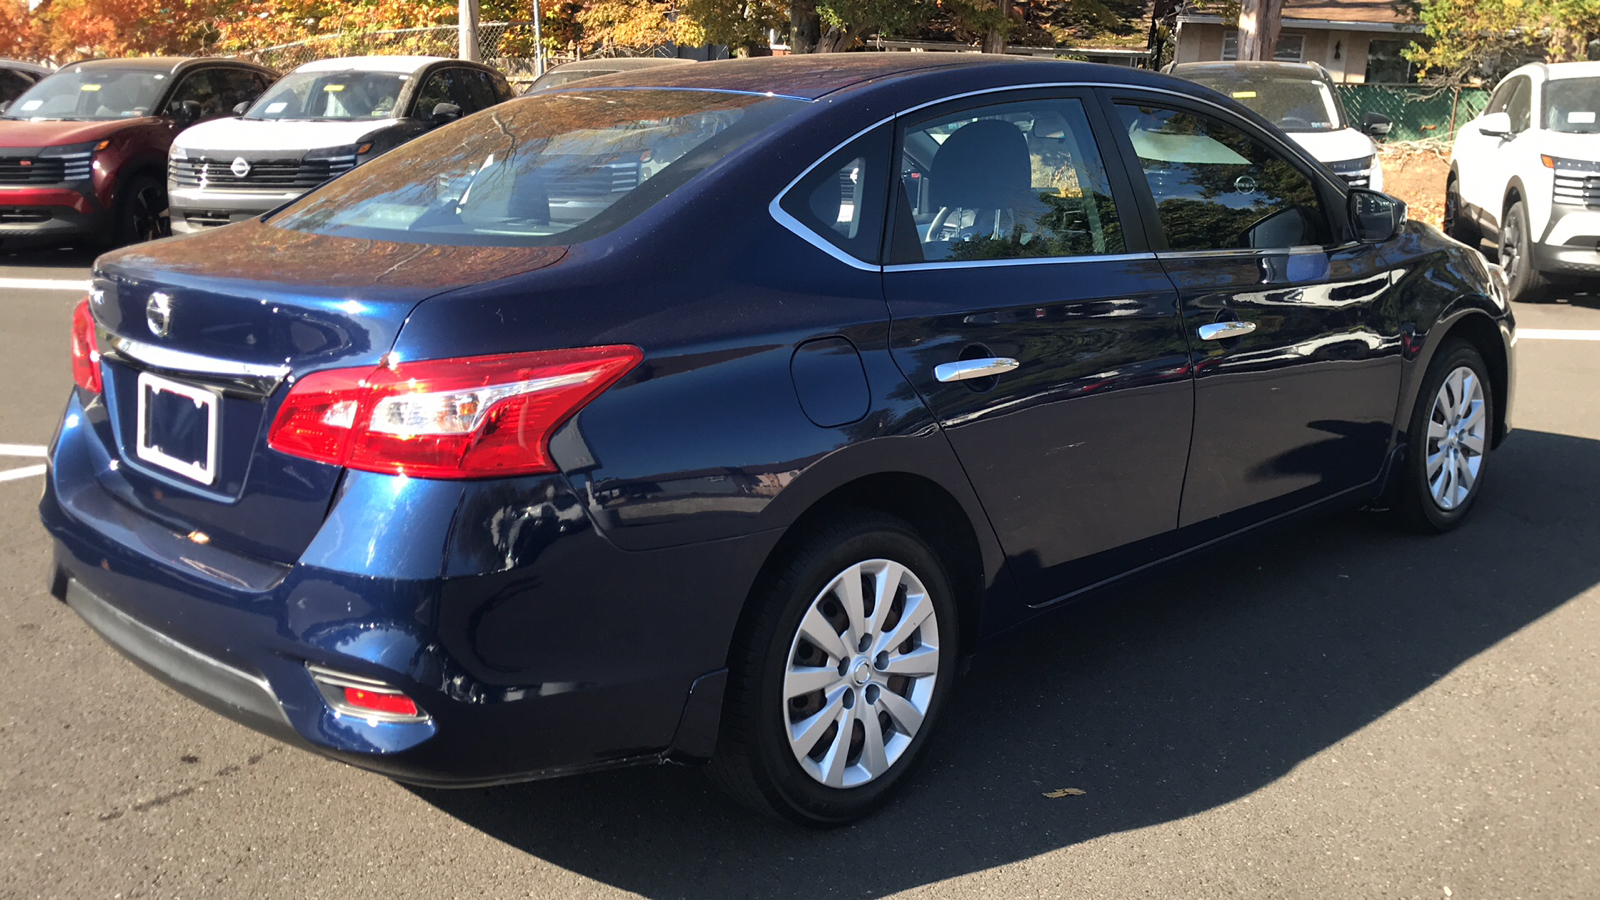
[1182,70,1344,132]
[1544,77,1600,133]
[272,89,804,246]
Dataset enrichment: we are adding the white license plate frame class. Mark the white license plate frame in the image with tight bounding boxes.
[135,371,219,485]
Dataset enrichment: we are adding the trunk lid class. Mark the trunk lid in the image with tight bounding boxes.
[88,220,566,564]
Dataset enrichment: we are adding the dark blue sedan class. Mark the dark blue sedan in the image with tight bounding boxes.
[41,55,1515,825]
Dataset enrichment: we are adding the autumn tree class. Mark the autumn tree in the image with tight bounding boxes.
[0,0,40,58]
[575,0,703,55]
[1406,0,1600,82]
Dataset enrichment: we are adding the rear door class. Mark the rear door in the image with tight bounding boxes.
[1102,91,1405,534]
[883,90,1194,605]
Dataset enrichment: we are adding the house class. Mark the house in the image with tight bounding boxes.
[1170,0,1424,83]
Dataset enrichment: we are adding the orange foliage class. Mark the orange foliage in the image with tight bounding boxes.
[0,0,42,57]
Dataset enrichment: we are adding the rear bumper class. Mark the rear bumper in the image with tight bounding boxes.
[168,186,295,234]
[0,185,106,244]
[40,389,768,786]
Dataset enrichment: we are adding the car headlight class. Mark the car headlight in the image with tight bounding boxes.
[1545,155,1600,206]
[169,143,187,160]
[39,139,109,180]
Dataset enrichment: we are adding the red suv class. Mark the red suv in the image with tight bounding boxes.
[0,57,275,249]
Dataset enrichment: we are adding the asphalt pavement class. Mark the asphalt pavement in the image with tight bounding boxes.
[2,245,1598,900]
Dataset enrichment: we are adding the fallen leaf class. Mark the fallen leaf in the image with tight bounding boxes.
[1042,788,1086,798]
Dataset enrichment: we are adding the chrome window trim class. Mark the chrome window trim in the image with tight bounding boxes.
[1154,244,1329,261]
[769,79,1345,271]
[885,251,1157,273]
[109,335,292,380]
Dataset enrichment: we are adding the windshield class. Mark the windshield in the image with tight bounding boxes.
[1184,70,1344,132]
[271,89,804,246]
[247,71,408,120]
[1544,77,1600,133]
[2,67,168,120]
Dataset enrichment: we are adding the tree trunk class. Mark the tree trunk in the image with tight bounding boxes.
[816,23,860,53]
[981,0,1010,54]
[790,0,820,53]
[1237,0,1282,61]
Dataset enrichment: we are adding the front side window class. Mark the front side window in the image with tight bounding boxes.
[2,66,168,121]
[412,71,457,116]
[247,71,408,121]
[1117,103,1328,252]
[272,90,805,246]
[891,97,1125,264]
[1508,77,1533,133]
[1544,77,1600,133]
[168,71,229,119]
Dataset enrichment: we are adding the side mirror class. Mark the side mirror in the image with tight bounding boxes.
[171,99,202,127]
[431,102,462,126]
[1477,111,1513,138]
[1349,188,1405,243]
[233,101,250,116]
[1361,112,1392,138]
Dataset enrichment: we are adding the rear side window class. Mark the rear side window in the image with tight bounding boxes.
[273,90,805,246]
[777,127,892,264]
[890,97,1125,264]
[1116,103,1329,252]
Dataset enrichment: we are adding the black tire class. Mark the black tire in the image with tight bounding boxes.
[1396,339,1494,533]
[110,175,169,248]
[1443,174,1480,248]
[707,510,959,826]
[1499,199,1550,302]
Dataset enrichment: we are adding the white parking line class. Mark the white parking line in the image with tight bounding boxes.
[0,443,48,457]
[1519,329,1600,341]
[0,277,90,293]
[0,464,45,483]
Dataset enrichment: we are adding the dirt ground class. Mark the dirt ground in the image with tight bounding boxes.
[1379,144,1451,229]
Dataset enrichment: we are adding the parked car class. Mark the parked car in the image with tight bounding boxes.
[169,56,514,233]
[1168,61,1391,192]
[0,57,274,248]
[1447,61,1600,301]
[0,59,51,106]
[43,56,1514,826]
[525,56,694,92]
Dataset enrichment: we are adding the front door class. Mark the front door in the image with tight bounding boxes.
[883,91,1195,605]
[1105,95,1405,534]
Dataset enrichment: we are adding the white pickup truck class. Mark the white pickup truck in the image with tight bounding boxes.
[1449,61,1600,300]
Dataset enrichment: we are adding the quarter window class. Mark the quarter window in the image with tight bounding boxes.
[890,97,1125,264]
[777,127,892,264]
[1116,103,1329,252]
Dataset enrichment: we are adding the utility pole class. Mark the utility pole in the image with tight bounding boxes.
[1237,0,1283,61]
[458,0,482,62]
[533,0,546,76]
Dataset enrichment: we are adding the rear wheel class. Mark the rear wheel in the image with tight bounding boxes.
[708,511,958,825]
[1396,340,1494,533]
[1443,175,1480,248]
[1499,199,1549,302]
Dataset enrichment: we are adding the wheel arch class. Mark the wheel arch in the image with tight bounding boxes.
[1439,311,1511,448]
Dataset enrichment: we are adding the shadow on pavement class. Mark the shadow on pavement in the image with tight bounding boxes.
[0,245,99,271]
[416,428,1594,899]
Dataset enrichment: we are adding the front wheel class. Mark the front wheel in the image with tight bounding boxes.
[708,511,958,825]
[1499,200,1549,302]
[111,176,170,247]
[1396,340,1494,533]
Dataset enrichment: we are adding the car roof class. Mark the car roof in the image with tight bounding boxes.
[548,57,697,73]
[65,57,267,74]
[0,58,52,76]
[294,55,452,75]
[544,54,1167,101]
[1536,60,1600,81]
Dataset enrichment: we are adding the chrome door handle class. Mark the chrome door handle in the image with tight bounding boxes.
[935,357,1020,383]
[1197,321,1256,341]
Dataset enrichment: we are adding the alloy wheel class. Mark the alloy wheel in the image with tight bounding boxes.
[130,185,169,243]
[782,558,940,789]
[1500,210,1522,283]
[1426,365,1487,511]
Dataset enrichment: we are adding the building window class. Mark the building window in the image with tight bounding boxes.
[1223,30,1305,62]
[1365,39,1415,83]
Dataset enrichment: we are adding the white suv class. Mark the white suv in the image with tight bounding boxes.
[1449,61,1600,300]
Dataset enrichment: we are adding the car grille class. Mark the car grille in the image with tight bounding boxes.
[1325,156,1372,189]
[0,156,69,185]
[1553,166,1600,207]
[182,210,237,228]
[171,156,356,191]
[0,206,51,223]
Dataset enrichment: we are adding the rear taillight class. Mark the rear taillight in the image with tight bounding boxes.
[70,297,102,394]
[268,346,642,479]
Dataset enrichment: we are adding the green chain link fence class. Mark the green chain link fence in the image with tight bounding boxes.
[1336,84,1491,144]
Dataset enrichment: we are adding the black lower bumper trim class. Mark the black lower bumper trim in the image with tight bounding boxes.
[64,579,302,746]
